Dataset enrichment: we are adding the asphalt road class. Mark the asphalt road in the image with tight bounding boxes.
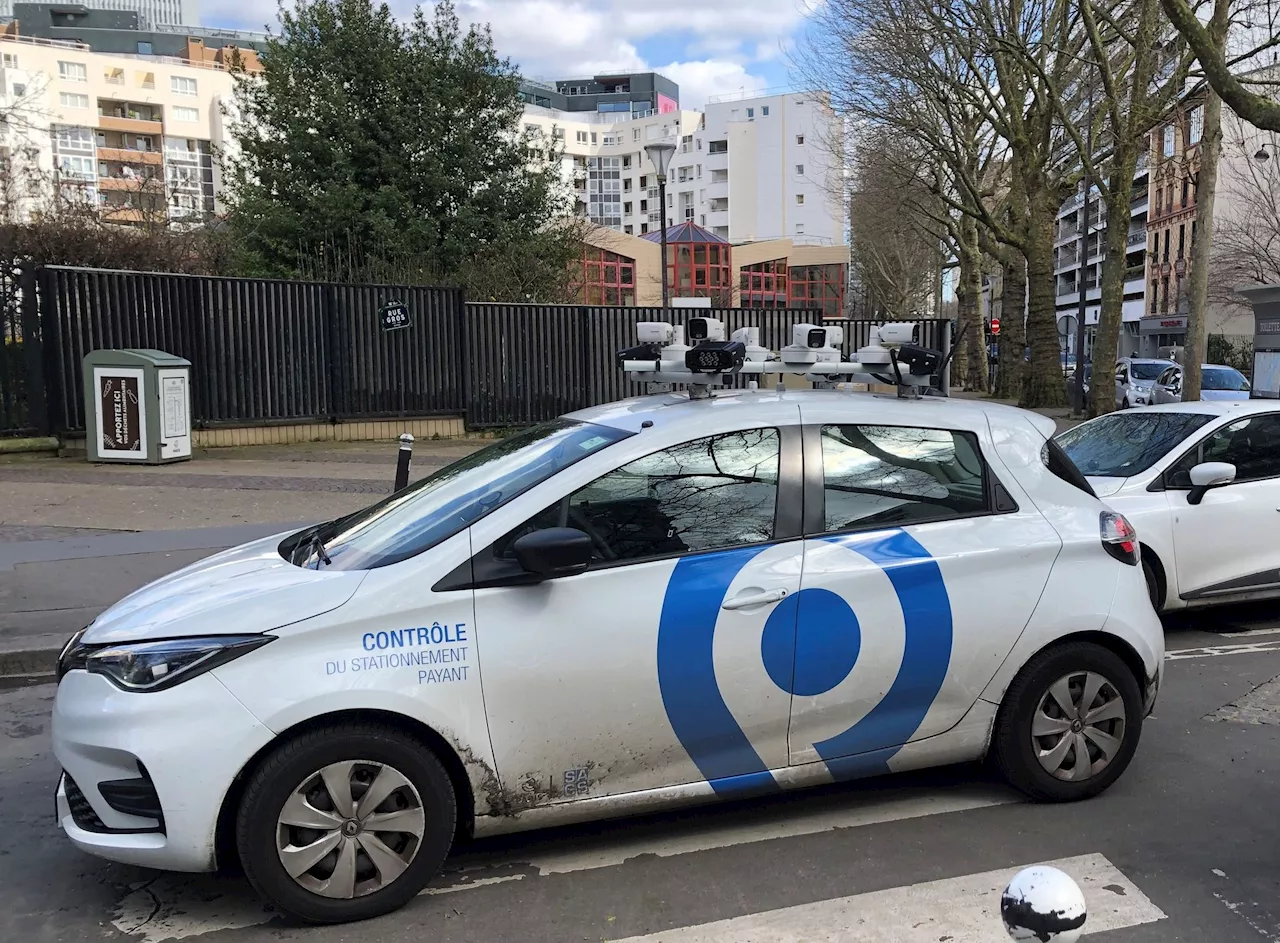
[4,608,1280,943]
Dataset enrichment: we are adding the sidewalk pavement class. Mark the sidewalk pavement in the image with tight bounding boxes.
[0,438,481,678]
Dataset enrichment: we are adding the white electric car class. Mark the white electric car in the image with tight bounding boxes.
[52,345,1163,925]
[1056,400,1280,611]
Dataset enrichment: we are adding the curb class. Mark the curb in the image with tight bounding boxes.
[0,647,60,680]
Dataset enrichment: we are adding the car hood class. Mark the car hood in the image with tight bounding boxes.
[1201,390,1250,401]
[83,531,368,644]
[1085,476,1129,498]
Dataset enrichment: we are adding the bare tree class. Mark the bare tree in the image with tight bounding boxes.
[848,132,945,320]
[1213,127,1280,293]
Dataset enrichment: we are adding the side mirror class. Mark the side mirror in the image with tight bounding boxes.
[511,527,593,579]
[1187,461,1236,505]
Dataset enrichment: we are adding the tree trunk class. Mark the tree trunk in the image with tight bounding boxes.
[1020,187,1068,407]
[995,252,1027,400]
[1183,0,1229,401]
[1089,150,1141,417]
[957,214,989,391]
[1184,89,1224,400]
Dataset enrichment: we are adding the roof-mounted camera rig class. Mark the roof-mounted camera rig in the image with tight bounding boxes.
[617,318,950,399]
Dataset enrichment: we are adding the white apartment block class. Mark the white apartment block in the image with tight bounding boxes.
[0,33,238,225]
[521,87,845,246]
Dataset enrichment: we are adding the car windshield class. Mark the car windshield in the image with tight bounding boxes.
[1130,362,1169,381]
[283,419,632,570]
[1055,411,1214,478]
[1203,367,1250,391]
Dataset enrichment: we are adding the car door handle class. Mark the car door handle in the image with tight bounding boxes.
[721,588,788,610]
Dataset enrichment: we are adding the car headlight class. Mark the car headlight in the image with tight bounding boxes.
[58,634,273,692]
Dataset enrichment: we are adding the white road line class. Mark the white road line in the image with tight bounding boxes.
[1167,639,1280,660]
[609,853,1165,943]
[1218,626,1280,638]
[447,782,1017,878]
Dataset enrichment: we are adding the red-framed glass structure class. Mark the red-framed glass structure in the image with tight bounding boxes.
[642,222,733,306]
[578,247,637,305]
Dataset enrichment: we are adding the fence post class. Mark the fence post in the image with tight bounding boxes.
[324,283,341,421]
[18,266,50,436]
[940,319,953,395]
[578,305,593,411]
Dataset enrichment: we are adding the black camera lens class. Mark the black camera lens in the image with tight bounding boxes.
[807,328,827,348]
[688,318,709,340]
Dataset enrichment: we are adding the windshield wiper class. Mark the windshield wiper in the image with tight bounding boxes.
[308,532,332,569]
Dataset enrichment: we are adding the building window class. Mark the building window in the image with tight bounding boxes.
[796,164,805,175]
[58,61,87,82]
[172,106,199,122]
[137,41,153,55]
[591,132,597,144]
[12,83,25,96]
[171,76,198,96]
[1150,282,1158,313]
[576,130,588,143]
[666,240,733,305]
[1189,105,1204,145]
[796,134,805,145]
[624,225,633,235]
[633,128,640,141]
[740,258,789,308]
[553,127,565,140]
[762,105,770,116]
[3,53,18,68]
[138,71,156,89]
[747,107,755,118]
[640,222,649,234]
[787,263,847,317]
[578,247,636,305]
[1178,223,1185,258]
[708,140,727,154]
[681,134,692,153]
[796,223,806,234]
[59,93,88,109]
[623,201,632,215]
[796,193,805,204]
[1162,125,1175,157]
[622,155,631,169]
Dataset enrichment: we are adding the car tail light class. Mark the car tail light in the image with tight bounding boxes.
[1100,511,1139,566]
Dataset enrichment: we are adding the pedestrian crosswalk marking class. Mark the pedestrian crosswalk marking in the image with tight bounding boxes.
[608,854,1165,942]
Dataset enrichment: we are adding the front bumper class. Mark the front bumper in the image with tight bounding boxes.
[52,670,274,872]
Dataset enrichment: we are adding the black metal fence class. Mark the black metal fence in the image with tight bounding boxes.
[35,267,465,434]
[1,269,38,438]
[11,266,952,436]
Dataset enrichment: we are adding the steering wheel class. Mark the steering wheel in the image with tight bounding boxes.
[568,507,617,561]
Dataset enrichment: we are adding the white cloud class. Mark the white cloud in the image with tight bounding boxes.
[204,0,793,108]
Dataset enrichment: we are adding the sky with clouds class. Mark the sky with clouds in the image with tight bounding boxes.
[200,0,816,109]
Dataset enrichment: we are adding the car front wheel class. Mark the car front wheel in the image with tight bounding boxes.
[235,723,457,924]
[993,642,1143,802]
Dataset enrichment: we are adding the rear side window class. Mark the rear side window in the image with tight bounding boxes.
[1041,438,1097,497]
[818,424,988,531]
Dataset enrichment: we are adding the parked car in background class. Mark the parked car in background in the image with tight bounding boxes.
[1149,363,1252,404]
[1114,358,1175,409]
[1055,401,1280,611]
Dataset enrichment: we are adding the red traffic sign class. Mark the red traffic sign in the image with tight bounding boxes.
[990,318,1001,335]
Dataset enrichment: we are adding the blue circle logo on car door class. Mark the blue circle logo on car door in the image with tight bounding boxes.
[656,528,953,795]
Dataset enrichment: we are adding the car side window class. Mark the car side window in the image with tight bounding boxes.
[1167,415,1280,488]
[1156,368,1174,385]
[818,425,988,532]
[1115,365,1127,383]
[499,428,781,564]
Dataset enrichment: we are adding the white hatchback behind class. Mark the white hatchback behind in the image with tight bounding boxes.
[1057,400,1280,611]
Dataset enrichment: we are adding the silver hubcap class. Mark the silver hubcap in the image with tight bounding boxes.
[276,760,425,898]
[1033,671,1127,782]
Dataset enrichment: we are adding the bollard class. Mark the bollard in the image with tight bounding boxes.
[394,433,414,492]
[1000,865,1086,942]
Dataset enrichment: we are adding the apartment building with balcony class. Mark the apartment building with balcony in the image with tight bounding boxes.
[0,31,248,225]
[520,75,846,250]
[1053,157,1151,361]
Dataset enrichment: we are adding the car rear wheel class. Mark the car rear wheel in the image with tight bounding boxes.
[1142,558,1162,612]
[993,642,1143,802]
[236,723,456,924]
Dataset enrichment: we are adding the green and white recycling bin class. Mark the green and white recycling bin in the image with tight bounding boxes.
[82,349,193,464]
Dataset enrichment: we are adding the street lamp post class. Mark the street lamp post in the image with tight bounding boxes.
[645,142,676,309]
[1074,85,1094,414]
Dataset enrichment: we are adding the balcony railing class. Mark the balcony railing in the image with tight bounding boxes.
[1128,230,1146,246]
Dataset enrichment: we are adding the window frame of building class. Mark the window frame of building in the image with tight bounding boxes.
[137,41,153,56]
[762,105,770,116]
[788,262,846,317]
[1162,125,1176,157]
[579,246,637,306]
[58,61,87,82]
[172,105,199,123]
[796,193,805,205]
[796,134,805,145]
[746,107,755,118]
[708,140,728,155]
[59,92,89,109]
[3,53,18,68]
[668,241,733,305]
[796,163,805,175]
[1189,105,1204,146]
[171,76,198,96]
[739,258,789,309]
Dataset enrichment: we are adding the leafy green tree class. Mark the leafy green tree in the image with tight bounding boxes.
[224,0,580,299]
